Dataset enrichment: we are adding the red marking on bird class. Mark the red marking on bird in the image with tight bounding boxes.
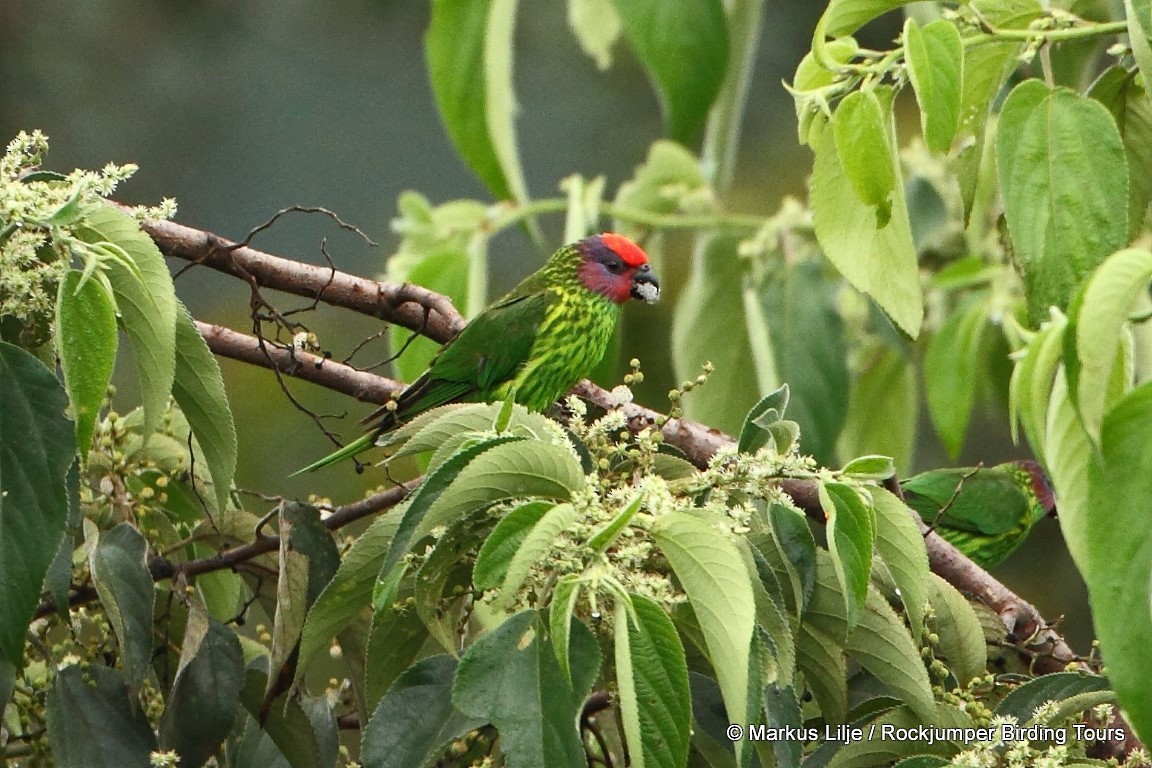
[600,233,648,268]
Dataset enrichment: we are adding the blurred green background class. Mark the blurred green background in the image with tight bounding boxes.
[0,0,1088,648]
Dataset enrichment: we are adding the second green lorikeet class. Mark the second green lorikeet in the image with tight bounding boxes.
[901,460,1056,569]
[297,233,660,473]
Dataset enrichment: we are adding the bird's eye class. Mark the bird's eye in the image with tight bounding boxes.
[604,258,623,274]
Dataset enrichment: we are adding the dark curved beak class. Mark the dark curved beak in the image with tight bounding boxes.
[630,264,660,303]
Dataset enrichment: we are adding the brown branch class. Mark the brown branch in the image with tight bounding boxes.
[196,321,404,405]
[34,484,410,620]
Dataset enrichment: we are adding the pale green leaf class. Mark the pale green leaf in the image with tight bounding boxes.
[1068,248,1152,442]
[550,575,581,685]
[567,0,622,69]
[822,0,921,36]
[838,345,918,474]
[1125,0,1152,91]
[871,488,930,640]
[796,623,847,725]
[498,502,578,610]
[56,269,117,459]
[653,511,754,754]
[927,574,986,687]
[820,482,875,633]
[904,19,963,152]
[811,116,923,337]
[77,205,177,438]
[827,703,970,768]
[1089,67,1152,235]
[473,500,553,591]
[173,301,236,513]
[833,90,896,225]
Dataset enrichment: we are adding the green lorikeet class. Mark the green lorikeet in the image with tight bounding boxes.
[900,460,1056,569]
[297,233,660,473]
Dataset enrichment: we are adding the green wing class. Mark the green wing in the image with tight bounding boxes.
[902,468,1030,536]
[363,290,555,430]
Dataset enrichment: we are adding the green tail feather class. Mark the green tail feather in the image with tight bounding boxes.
[291,432,377,476]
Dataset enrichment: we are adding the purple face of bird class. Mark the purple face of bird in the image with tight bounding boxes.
[576,233,661,305]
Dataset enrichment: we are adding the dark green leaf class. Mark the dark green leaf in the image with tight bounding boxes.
[738,385,790,455]
[997,81,1129,321]
[766,502,817,614]
[55,269,117,458]
[361,655,485,768]
[763,683,803,768]
[77,205,177,438]
[1125,0,1152,88]
[614,594,691,768]
[89,523,154,691]
[927,574,986,687]
[0,342,73,665]
[994,670,1111,720]
[172,301,237,513]
[673,234,761,434]
[364,596,431,710]
[796,623,848,726]
[453,609,602,768]
[871,488,929,640]
[425,0,528,202]
[760,261,850,465]
[414,509,490,654]
[45,461,81,619]
[47,664,158,768]
[611,0,729,144]
[239,668,322,768]
[160,602,245,768]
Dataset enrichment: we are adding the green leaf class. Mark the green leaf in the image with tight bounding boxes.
[47,664,158,767]
[1045,371,1094,570]
[588,492,644,552]
[239,667,322,768]
[56,269,117,459]
[0,342,73,665]
[77,204,177,438]
[426,0,529,203]
[871,488,929,640]
[925,299,988,458]
[613,141,709,237]
[765,502,817,614]
[473,500,553,591]
[737,385,788,455]
[821,0,922,36]
[842,455,895,481]
[269,504,341,698]
[160,602,245,768]
[364,599,430,710]
[997,81,1129,322]
[820,483,874,633]
[1125,0,1152,90]
[1082,383,1152,740]
[838,345,918,474]
[614,595,691,768]
[453,609,602,768]
[743,544,796,686]
[653,512,754,753]
[611,0,729,145]
[759,261,850,466]
[763,683,804,768]
[796,623,847,725]
[567,0,622,70]
[88,522,154,692]
[416,438,583,541]
[1089,67,1152,236]
[361,655,486,768]
[298,507,402,676]
[904,19,963,153]
[927,574,985,687]
[1067,248,1152,443]
[1008,311,1066,462]
[811,114,923,337]
[833,90,896,225]
[791,37,860,146]
[414,509,490,654]
[173,301,237,513]
[673,234,762,434]
[550,575,582,685]
[828,703,970,768]
[805,554,935,723]
[498,502,578,610]
[994,670,1111,720]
